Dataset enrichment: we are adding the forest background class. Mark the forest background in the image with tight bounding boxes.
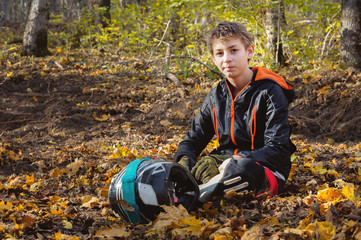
[0,0,360,239]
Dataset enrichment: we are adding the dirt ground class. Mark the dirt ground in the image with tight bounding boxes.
[0,47,360,238]
[1,55,359,165]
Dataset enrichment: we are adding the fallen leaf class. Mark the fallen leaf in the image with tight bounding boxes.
[303,220,336,240]
[94,224,131,239]
[80,195,100,208]
[62,220,73,230]
[146,205,190,236]
[24,214,37,228]
[259,216,279,226]
[54,231,62,240]
[51,206,63,215]
[147,205,217,239]
[210,227,233,240]
[66,160,83,174]
[160,119,172,127]
[176,215,214,238]
[49,167,62,178]
[241,227,266,240]
[26,174,35,185]
[317,188,343,205]
[93,112,110,121]
[116,199,135,212]
[0,200,13,211]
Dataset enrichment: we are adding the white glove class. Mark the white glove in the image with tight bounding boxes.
[198,157,249,202]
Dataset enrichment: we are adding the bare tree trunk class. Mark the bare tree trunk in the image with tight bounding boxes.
[99,0,111,28]
[23,0,50,57]
[340,0,361,71]
[170,8,180,42]
[264,0,285,66]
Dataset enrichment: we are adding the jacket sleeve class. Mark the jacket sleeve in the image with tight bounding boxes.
[239,85,292,179]
[174,96,215,162]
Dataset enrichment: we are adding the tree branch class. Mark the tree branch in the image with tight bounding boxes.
[162,55,223,77]
[145,20,171,68]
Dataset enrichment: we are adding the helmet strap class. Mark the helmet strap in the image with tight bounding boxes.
[121,158,151,223]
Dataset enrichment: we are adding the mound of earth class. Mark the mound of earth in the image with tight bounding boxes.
[289,71,360,142]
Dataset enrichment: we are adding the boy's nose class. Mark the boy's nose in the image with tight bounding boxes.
[224,52,231,62]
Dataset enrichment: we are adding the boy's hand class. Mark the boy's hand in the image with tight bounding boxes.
[178,155,195,171]
[191,155,224,183]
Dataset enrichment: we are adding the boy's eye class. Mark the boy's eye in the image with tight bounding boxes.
[231,49,238,53]
[216,52,223,56]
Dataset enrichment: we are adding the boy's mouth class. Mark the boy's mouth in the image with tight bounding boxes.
[224,67,233,71]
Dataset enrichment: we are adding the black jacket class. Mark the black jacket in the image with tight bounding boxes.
[174,66,296,179]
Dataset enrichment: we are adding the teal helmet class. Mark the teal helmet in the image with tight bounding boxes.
[108,158,199,223]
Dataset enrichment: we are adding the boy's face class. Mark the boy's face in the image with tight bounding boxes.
[211,37,254,84]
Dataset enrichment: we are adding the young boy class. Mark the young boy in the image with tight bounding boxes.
[174,21,296,200]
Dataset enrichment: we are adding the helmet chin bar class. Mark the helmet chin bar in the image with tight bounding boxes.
[169,165,199,211]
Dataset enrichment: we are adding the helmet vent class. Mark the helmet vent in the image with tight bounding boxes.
[152,165,165,175]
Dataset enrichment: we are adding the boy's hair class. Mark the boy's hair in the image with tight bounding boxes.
[206,21,253,55]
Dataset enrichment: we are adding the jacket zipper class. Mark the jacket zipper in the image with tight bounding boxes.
[250,104,257,150]
[212,107,220,150]
[224,80,251,146]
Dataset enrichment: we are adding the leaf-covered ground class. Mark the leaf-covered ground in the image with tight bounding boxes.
[1,45,361,239]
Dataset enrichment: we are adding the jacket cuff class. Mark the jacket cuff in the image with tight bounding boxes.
[174,152,195,162]
[237,151,250,158]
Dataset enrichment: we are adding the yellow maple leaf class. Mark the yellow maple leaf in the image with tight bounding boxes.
[304,221,335,240]
[26,174,35,185]
[92,112,110,122]
[341,183,356,203]
[176,216,213,238]
[14,223,26,231]
[0,200,13,211]
[51,206,63,215]
[110,145,130,159]
[54,231,62,240]
[316,187,343,204]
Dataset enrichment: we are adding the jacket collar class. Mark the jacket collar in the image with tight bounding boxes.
[251,66,293,90]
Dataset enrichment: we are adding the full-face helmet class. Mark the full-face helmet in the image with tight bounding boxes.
[108,158,199,223]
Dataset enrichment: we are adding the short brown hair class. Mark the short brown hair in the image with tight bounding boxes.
[206,21,253,55]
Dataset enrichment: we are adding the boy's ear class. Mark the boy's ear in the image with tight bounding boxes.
[247,44,255,60]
